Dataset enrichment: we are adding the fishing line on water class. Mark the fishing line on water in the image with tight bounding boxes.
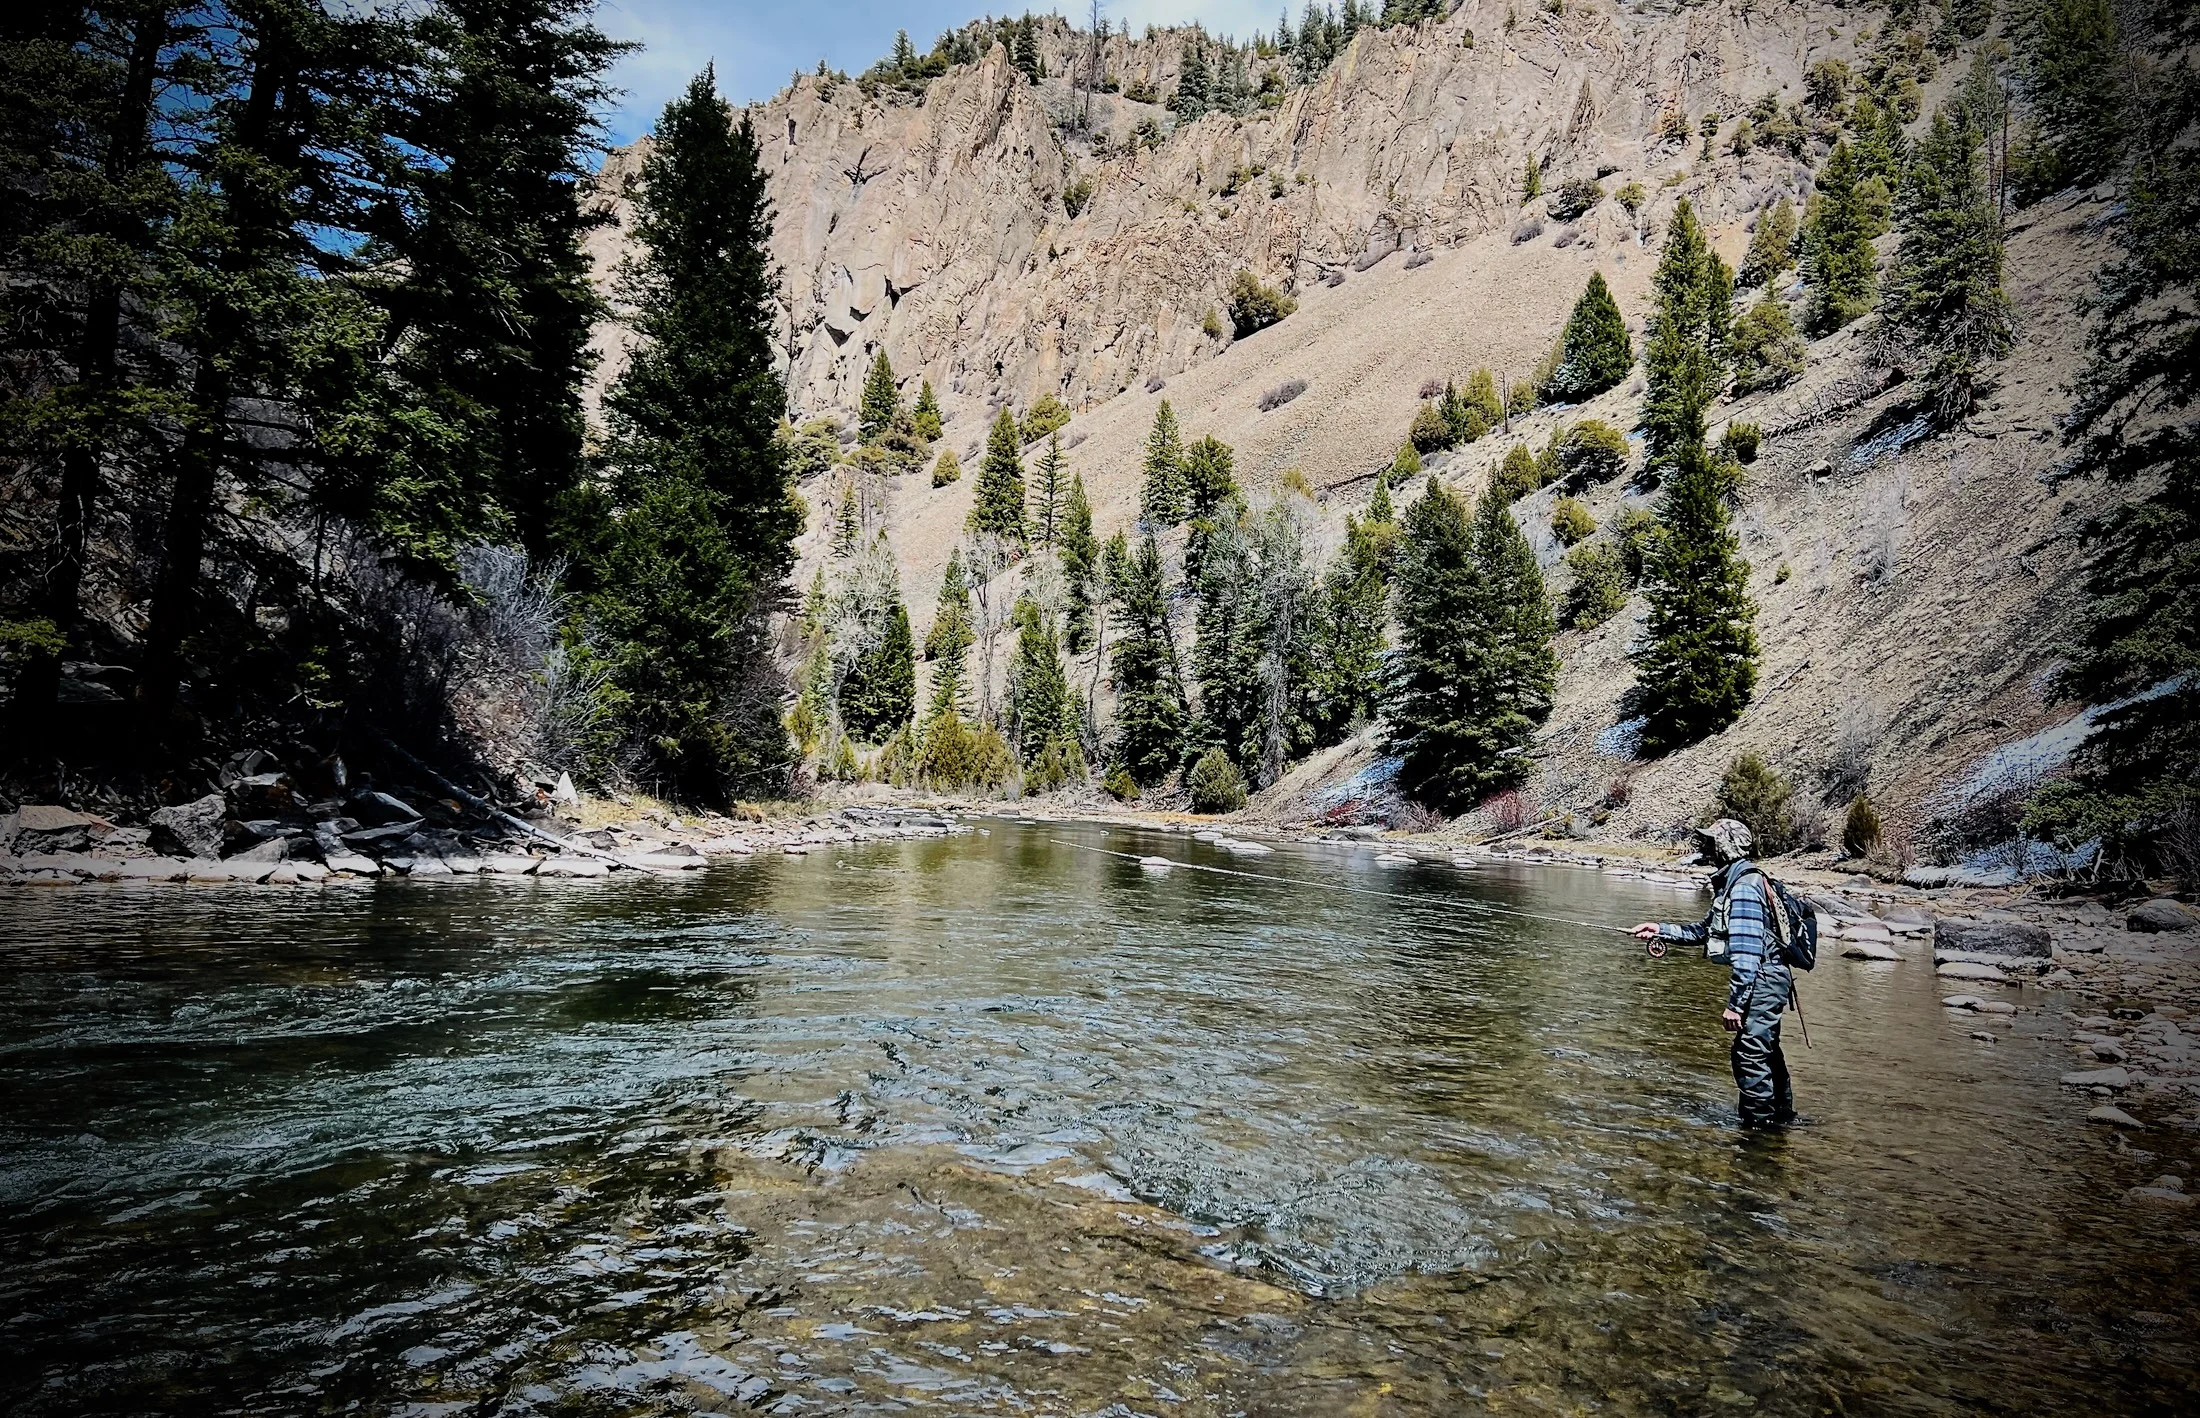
[1046,837,1644,939]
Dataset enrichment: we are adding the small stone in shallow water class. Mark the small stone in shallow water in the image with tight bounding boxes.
[2088,1105,2143,1128]
[2060,1066,2131,1089]
[1943,995,2016,1014]
[1373,853,1414,866]
[1844,940,1903,961]
[1138,856,1174,871]
[1937,960,2009,983]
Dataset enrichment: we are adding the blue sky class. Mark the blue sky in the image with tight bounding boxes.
[595,0,1280,146]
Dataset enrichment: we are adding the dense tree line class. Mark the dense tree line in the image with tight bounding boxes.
[0,6,800,806]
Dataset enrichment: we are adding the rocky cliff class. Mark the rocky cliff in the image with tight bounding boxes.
[584,1,2114,859]
[587,1,1852,430]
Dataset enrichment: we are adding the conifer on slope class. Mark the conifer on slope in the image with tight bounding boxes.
[967,407,1029,546]
[1547,272,1633,402]
[1632,439,1759,754]
[1383,482,1556,810]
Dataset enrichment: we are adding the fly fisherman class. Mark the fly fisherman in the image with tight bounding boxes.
[1631,819,1797,1130]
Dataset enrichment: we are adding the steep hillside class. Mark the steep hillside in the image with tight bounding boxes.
[587,0,2113,855]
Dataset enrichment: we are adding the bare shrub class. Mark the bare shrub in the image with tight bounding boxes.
[1418,376,1446,399]
[1819,697,1880,800]
[1488,788,1530,833]
[1551,224,1578,248]
[1393,801,1443,832]
[1258,378,1308,411]
[1144,375,1166,393]
[1404,249,1433,269]
[1511,218,1544,244]
[1602,774,1634,808]
[1324,269,1345,287]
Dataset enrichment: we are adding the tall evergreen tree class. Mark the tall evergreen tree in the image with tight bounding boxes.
[967,406,1029,546]
[859,348,899,443]
[1139,399,1189,524]
[1382,482,1556,810]
[911,378,943,440]
[1803,139,1879,334]
[2014,0,2125,195]
[1192,510,1267,773]
[1307,512,1389,742]
[1033,431,1068,546]
[841,598,915,740]
[1641,200,1733,479]
[1547,272,1634,401]
[1109,532,1189,786]
[1173,34,1212,117]
[1008,596,1073,761]
[924,549,974,718]
[2025,45,2200,880]
[1632,440,1759,754]
[1884,106,2014,425]
[385,0,623,558]
[3,1,180,733]
[598,66,796,798]
[1738,196,1798,289]
[1060,472,1099,654]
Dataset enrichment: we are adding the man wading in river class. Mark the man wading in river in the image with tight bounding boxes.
[1632,820,1799,1130]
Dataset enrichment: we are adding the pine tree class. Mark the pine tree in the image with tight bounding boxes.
[1193,511,1268,773]
[1642,199,1733,478]
[1060,472,1099,654]
[1308,513,1389,742]
[925,549,974,718]
[1492,443,1541,501]
[1011,16,1043,81]
[1183,435,1239,520]
[1033,431,1068,546]
[4,3,180,731]
[2015,0,2125,195]
[1391,442,1422,483]
[1109,532,1189,786]
[1140,400,1189,524]
[1632,439,1759,754]
[1883,106,2014,425]
[1008,597,1073,762]
[1547,272,1634,401]
[2023,48,2199,880]
[931,446,961,486]
[967,406,1029,546]
[1523,153,1543,202]
[1382,482,1556,810]
[842,600,916,740]
[1174,34,1212,117]
[388,0,622,559]
[1464,369,1505,432]
[1803,139,1879,334]
[1730,293,1807,394]
[1738,196,1799,289]
[859,349,899,443]
[912,379,944,440]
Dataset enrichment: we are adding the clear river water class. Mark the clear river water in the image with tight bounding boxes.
[1,819,2193,1416]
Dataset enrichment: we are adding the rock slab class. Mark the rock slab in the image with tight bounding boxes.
[2128,899,2199,934]
[1935,916,2052,958]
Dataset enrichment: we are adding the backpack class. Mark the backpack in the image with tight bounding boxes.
[1737,866,1818,972]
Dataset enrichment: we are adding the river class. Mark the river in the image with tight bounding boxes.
[1,819,2193,1415]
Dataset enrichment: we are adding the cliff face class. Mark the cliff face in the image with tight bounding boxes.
[585,2,2110,851]
[587,0,1850,431]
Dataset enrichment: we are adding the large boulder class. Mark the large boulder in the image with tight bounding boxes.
[1934,916,2052,958]
[2128,899,2200,934]
[1,805,101,855]
[148,793,227,858]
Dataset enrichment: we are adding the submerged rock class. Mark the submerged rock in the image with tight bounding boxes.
[2088,1105,2143,1128]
